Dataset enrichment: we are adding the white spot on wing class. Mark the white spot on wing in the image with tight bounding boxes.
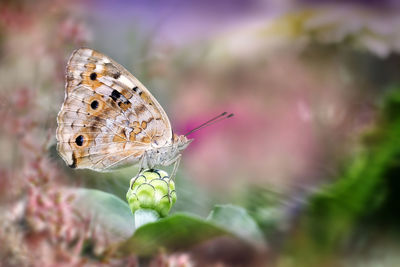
[95,64,104,72]
[118,75,134,88]
[96,85,113,96]
[106,118,114,129]
[98,77,113,87]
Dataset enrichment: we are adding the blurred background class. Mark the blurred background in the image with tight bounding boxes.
[2,0,400,266]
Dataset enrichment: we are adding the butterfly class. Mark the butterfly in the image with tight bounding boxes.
[56,48,232,176]
[56,47,191,175]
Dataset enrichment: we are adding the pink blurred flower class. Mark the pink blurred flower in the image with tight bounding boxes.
[150,252,193,267]
[59,18,92,46]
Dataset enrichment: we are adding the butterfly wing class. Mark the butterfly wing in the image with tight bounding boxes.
[56,48,173,171]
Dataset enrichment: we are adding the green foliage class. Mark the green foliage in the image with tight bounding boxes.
[118,213,228,256]
[73,188,265,257]
[73,189,135,240]
[284,86,400,262]
[242,187,285,238]
[118,205,265,256]
[207,204,266,246]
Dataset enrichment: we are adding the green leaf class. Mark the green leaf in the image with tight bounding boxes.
[117,205,266,256]
[117,213,228,256]
[72,190,265,257]
[207,204,266,246]
[73,189,134,241]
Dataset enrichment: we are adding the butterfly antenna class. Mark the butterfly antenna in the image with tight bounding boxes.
[184,112,234,136]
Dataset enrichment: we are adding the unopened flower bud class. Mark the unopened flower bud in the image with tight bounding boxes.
[126,169,176,217]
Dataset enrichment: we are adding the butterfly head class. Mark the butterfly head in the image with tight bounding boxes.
[173,134,193,151]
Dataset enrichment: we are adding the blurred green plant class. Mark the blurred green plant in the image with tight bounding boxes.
[282,86,400,265]
[242,187,286,238]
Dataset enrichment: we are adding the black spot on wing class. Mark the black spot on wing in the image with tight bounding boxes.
[90,72,97,80]
[91,100,99,109]
[75,135,84,146]
[110,90,121,101]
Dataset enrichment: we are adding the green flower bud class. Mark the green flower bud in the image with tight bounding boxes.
[126,169,176,218]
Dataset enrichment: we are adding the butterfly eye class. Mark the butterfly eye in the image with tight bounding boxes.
[75,135,84,146]
[90,100,99,110]
[90,72,97,80]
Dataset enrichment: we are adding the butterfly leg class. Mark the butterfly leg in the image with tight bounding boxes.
[168,154,181,182]
[163,154,181,203]
[135,153,146,178]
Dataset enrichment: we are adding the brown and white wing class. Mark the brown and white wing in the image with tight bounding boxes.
[56,48,172,171]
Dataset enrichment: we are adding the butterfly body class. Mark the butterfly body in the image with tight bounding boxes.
[143,134,192,169]
[56,48,192,172]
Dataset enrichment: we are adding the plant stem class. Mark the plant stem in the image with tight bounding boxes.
[134,209,160,229]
